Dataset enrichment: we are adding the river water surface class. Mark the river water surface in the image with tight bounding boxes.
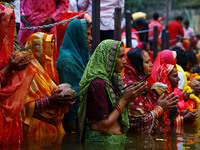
[18,126,200,150]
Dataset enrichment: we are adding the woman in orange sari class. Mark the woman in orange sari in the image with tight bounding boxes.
[21,32,74,146]
[0,4,34,145]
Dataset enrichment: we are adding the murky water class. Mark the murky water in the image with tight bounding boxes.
[17,128,200,150]
[2,124,200,150]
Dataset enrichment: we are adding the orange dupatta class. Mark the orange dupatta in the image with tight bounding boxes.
[25,32,59,85]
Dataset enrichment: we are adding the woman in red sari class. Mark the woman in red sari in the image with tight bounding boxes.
[152,63,197,133]
[153,49,197,120]
[123,48,178,134]
[0,4,34,145]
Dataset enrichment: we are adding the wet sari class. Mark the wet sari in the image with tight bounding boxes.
[57,19,91,133]
[153,64,177,132]
[78,40,129,144]
[152,51,176,129]
[0,4,35,145]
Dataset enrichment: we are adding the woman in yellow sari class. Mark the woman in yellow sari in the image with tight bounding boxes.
[22,32,74,146]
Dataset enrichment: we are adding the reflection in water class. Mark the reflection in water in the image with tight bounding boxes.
[14,123,200,149]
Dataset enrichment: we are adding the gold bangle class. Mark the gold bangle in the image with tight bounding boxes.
[152,106,163,118]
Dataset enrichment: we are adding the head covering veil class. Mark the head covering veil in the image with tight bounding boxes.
[78,40,129,141]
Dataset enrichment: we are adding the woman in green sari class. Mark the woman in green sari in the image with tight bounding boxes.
[78,40,147,144]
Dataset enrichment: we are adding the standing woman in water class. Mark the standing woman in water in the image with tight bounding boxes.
[57,19,93,133]
[123,48,178,134]
[78,40,147,144]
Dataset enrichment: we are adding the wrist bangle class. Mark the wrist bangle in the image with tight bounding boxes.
[118,103,123,111]
[43,97,49,107]
[35,97,50,109]
[152,106,163,118]
[116,103,123,114]
[40,98,44,108]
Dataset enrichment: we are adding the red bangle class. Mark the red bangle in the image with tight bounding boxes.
[152,106,163,118]
[116,104,123,114]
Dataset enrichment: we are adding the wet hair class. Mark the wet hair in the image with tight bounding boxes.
[186,50,198,65]
[153,13,159,20]
[175,16,183,22]
[127,48,144,75]
[184,20,189,26]
[169,45,187,70]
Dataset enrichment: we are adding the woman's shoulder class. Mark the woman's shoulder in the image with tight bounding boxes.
[56,52,77,66]
[88,78,108,103]
[90,78,105,87]
[123,74,138,85]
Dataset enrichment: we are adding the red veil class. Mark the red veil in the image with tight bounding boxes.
[153,64,175,94]
[0,4,35,144]
[123,54,156,112]
[152,50,176,80]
